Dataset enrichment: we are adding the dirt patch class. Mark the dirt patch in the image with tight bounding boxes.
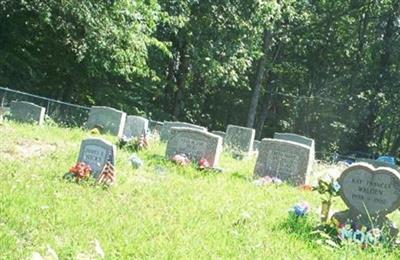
[1,140,58,160]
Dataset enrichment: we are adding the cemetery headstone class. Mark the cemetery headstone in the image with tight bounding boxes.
[274,132,315,161]
[224,125,255,156]
[166,127,223,167]
[333,163,400,237]
[149,120,164,133]
[10,101,46,125]
[253,140,261,151]
[86,106,126,137]
[160,121,207,141]
[211,131,225,141]
[123,115,149,139]
[78,138,116,178]
[254,138,313,185]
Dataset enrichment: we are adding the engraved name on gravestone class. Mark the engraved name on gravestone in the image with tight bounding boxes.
[254,138,313,185]
[123,115,148,138]
[78,138,116,178]
[333,163,400,236]
[86,106,126,137]
[224,125,255,155]
[166,127,223,167]
[10,101,46,125]
[274,132,315,161]
[160,121,207,141]
[338,163,400,217]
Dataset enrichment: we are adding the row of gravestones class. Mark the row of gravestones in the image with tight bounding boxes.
[7,102,150,139]
[6,101,314,184]
[8,101,400,237]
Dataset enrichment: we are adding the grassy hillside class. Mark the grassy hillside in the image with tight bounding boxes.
[1,121,400,259]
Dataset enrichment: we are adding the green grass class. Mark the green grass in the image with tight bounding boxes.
[1,120,400,259]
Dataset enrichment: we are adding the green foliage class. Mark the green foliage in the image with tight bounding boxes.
[3,122,400,258]
[1,0,400,156]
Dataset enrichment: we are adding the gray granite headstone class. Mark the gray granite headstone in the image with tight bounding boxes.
[160,121,207,141]
[253,140,261,152]
[86,106,126,137]
[10,101,46,125]
[274,132,315,161]
[149,120,164,133]
[77,138,116,178]
[166,127,223,167]
[224,125,255,156]
[123,115,148,138]
[254,138,313,185]
[333,163,400,237]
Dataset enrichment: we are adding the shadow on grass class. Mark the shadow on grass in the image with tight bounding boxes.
[230,171,251,182]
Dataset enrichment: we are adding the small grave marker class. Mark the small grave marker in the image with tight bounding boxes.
[254,138,313,185]
[86,106,126,137]
[123,115,148,138]
[224,125,255,156]
[10,101,46,125]
[160,121,207,141]
[333,163,400,237]
[166,127,223,167]
[78,138,116,178]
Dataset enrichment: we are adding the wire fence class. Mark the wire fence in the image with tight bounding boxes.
[0,87,90,127]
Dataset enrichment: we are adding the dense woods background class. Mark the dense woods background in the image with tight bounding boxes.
[1,0,400,157]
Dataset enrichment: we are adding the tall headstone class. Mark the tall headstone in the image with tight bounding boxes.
[86,106,126,137]
[254,138,313,185]
[166,127,222,167]
[160,121,207,141]
[77,138,116,178]
[333,163,400,237]
[274,132,315,162]
[224,125,255,156]
[10,101,46,125]
[123,115,148,138]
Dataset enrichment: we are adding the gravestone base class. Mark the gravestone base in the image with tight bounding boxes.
[332,210,399,238]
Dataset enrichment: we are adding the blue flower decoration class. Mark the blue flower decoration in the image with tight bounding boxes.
[292,202,310,217]
[332,181,341,193]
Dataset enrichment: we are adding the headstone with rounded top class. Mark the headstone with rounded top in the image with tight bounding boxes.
[78,137,116,178]
[160,121,207,141]
[166,127,223,167]
[332,163,400,237]
[254,138,313,185]
[224,125,255,157]
[123,115,148,139]
[86,106,126,137]
[10,101,46,125]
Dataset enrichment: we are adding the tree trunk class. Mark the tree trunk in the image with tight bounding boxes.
[173,41,189,120]
[256,92,273,140]
[246,29,272,128]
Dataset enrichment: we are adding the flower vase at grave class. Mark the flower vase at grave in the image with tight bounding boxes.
[321,200,331,223]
